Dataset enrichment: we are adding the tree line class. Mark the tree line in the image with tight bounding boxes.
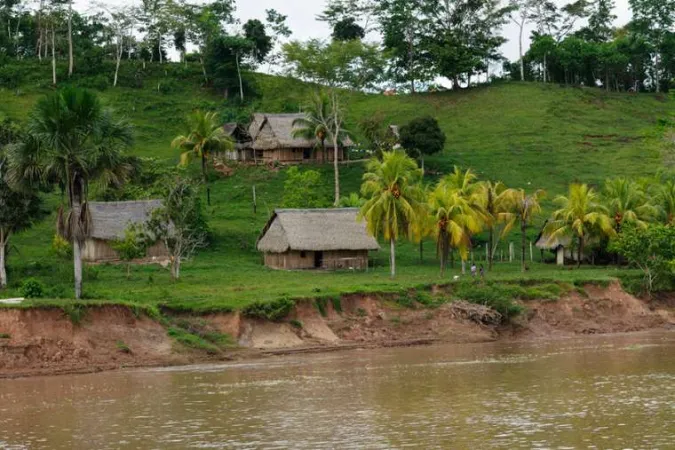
[0,0,290,96]
[5,0,675,94]
[355,149,675,293]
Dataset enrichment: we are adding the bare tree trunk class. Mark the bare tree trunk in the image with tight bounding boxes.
[73,239,82,299]
[200,56,208,83]
[202,155,211,206]
[236,53,244,102]
[543,53,547,83]
[521,220,527,273]
[68,0,73,77]
[389,238,396,278]
[518,19,525,81]
[577,236,583,268]
[113,37,122,87]
[170,256,181,280]
[0,231,7,289]
[158,34,163,64]
[488,227,494,270]
[51,26,56,86]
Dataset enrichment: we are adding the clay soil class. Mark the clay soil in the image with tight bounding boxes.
[1,281,673,378]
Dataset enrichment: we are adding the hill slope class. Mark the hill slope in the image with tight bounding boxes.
[0,62,669,308]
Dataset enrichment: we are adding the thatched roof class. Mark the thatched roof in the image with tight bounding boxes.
[535,221,572,249]
[249,113,354,150]
[88,200,163,241]
[257,208,380,253]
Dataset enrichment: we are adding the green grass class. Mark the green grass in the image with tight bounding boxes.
[0,61,670,313]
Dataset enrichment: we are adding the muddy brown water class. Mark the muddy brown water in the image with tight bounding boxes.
[1,332,674,449]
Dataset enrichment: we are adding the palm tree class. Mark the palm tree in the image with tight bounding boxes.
[171,110,233,206]
[478,181,514,270]
[655,179,675,225]
[7,87,135,299]
[505,188,546,272]
[292,99,329,163]
[603,178,655,231]
[439,166,480,197]
[544,184,614,268]
[359,150,424,277]
[428,183,483,276]
[295,91,351,206]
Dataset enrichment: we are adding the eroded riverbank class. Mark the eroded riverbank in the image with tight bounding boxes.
[1,281,674,378]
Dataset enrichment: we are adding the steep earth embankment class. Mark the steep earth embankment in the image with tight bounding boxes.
[1,282,673,378]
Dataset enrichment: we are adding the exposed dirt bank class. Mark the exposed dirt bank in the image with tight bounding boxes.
[1,282,673,378]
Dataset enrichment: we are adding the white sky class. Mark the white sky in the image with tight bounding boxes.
[76,0,635,65]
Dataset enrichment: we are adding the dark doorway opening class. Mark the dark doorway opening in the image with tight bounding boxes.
[303,148,312,160]
[314,251,323,268]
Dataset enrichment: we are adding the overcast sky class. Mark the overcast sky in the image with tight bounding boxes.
[77,0,635,66]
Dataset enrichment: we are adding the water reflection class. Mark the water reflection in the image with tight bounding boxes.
[1,332,674,449]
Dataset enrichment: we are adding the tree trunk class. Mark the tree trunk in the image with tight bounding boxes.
[332,135,340,206]
[202,155,211,206]
[488,227,494,270]
[577,236,583,268]
[461,259,466,274]
[68,0,73,77]
[51,27,56,86]
[389,238,396,278]
[518,21,525,82]
[114,39,122,87]
[521,220,527,273]
[543,53,547,83]
[419,240,423,265]
[200,56,208,83]
[73,239,82,299]
[158,34,163,64]
[171,257,181,280]
[0,231,7,289]
[236,53,244,102]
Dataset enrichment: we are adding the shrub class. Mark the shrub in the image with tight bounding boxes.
[0,333,10,339]
[314,298,327,317]
[331,296,342,313]
[290,319,303,329]
[20,278,44,298]
[242,297,295,321]
[62,304,86,325]
[453,283,524,319]
[116,340,132,353]
[50,235,73,259]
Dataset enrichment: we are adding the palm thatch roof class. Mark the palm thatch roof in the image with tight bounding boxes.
[88,200,163,241]
[248,113,354,150]
[257,208,380,253]
[535,221,572,249]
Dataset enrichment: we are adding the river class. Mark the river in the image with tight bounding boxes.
[1,332,674,449]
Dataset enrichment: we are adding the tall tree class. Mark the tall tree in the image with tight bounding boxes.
[378,0,430,93]
[603,178,655,231]
[359,150,424,277]
[505,188,545,272]
[629,0,675,91]
[428,183,482,276]
[171,110,233,206]
[478,181,514,270]
[398,116,446,170]
[6,88,136,299]
[544,184,613,268]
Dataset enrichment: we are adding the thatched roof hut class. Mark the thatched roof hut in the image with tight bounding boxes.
[249,113,354,151]
[82,200,169,262]
[257,208,379,270]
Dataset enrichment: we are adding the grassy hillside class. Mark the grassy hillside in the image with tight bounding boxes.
[0,61,667,309]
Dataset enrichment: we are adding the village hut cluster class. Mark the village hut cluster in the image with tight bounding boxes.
[223,113,353,164]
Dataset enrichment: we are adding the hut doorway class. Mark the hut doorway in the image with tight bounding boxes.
[314,251,323,268]
[303,148,311,160]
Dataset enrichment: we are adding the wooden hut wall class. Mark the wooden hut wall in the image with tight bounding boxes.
[322,250,368,270]
[82,238,170,263]
[264,251,315,269]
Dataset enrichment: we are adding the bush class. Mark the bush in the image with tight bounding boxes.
[20,278,45,298]
[242,297,295,321]
[78,74,110,91]
[50,235,72,259]
[453,283,524,319]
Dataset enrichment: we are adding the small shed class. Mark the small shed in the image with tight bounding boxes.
[81,200,169,263]
[256,208,380,270]
[535,231,571,266]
